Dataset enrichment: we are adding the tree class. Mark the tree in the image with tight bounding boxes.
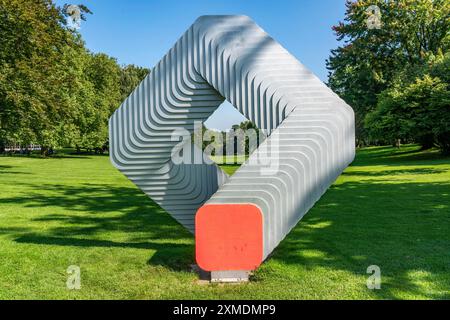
[236,121,263,155]
[0,1,149,155]
[366,52,450,154]
[120,64,149,102]
[0,0,75,153]
[327,0,449,144]
[71,53,121,152]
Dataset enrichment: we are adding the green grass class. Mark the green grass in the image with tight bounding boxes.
[0,145,449,299]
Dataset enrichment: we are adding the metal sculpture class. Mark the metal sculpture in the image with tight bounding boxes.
[109,15,355,280]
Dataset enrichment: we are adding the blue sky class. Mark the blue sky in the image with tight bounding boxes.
[56,0,347,130]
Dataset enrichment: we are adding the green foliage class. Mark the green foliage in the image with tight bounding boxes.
[120,64,149,102]
[0,0,75,150]
[366,53,450,154]
[72,53,121,151]
[194,121,262,158]
[0,1,149,154]
[327,0,449,146]
[231,120,263,155]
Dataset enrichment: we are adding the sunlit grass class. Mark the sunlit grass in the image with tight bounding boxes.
[0,145,448,299]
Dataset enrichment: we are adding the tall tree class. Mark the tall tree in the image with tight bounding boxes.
[327,0,449,144]
[75,53,121,151]
[0,1,149,155]
[120,64,149,102]
[365,52,450,153]
[0,0,75,152]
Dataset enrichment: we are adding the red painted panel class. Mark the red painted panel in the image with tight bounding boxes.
[195,204,263,271]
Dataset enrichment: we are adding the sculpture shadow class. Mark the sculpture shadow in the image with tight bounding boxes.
[267,176,450,299]
[6,183,195,271]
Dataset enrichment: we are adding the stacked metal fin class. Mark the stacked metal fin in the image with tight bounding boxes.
[109,15,355,262]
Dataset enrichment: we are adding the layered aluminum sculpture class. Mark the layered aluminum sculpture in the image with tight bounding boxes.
[109,15,355,274]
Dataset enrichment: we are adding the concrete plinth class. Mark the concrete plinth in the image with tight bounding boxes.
[210,271,250,283]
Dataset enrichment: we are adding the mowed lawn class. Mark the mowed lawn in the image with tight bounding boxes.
[0,145,449,299]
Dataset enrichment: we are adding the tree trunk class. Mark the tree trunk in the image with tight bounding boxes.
[418,135,434,150]
[436,132,450,155]
[392,139,401,148]
[41,146,49,157]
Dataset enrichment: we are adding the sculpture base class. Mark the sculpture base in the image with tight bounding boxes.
[210,270,250,283]
[191,265,250,283]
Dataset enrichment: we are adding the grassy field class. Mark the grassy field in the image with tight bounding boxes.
[0,145,449,299]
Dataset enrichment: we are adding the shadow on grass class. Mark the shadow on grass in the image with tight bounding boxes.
[6,175,449,297]
[1,153,94,160]
[342,168,446,177]
[4,183,194,271]
[267,178,450,299]
[0,164,32,175]
[14,234,193,271]
[3,145,450,297]
[354,145,450,167]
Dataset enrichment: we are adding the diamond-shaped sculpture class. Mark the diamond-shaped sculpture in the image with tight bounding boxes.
[109,15,355,273]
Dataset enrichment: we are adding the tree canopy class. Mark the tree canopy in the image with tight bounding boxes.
[2,1,448,155]
[0,0,149,154]
[327,0,449,152]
